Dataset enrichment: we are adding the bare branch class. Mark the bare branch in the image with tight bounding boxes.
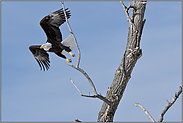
[66,62,113,106]
[82,94,112,106]
[70,78,112,105]
[134,103,156,122]
[66,62,97,95]
[61,1,81,68]
[158,86,182,122]
[61,2,112,106]
[62,1,99,98]
[71,77,111,106]
[127,3,137,11]
[120,1,137,31]
[70,78,82,95]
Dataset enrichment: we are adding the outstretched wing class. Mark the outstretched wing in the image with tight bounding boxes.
[40,8,71,42]
[29,45,50,71]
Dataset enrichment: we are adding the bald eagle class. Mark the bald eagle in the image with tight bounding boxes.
[29,8,75,71]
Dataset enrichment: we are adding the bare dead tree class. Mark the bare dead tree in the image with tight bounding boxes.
[61,0,146,122]
[97,1,147,122]
[61,1,181,122]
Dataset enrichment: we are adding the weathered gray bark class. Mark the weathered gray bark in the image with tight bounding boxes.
[97,1,147,122]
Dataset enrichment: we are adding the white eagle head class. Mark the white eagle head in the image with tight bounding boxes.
[40,42,52,51]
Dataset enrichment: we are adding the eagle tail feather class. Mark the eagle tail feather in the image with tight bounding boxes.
[61,34,75,55]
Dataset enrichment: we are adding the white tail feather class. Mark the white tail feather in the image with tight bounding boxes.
[61,34,75,55]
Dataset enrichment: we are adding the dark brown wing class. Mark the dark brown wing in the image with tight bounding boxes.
[40,8,71,42]
[29,45,50,71]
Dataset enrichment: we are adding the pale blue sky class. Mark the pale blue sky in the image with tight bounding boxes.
[1,1,182,122]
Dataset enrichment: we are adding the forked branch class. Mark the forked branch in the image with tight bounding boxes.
[120,1,137,31]
[135,86,182,122]
[70,78,112,106]
[158,86,182,122]
[66,63,97,95]
[61,1,112,106]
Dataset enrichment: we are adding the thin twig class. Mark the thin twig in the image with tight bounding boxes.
[70,78,82,95]
[61,1,81,68]
[66,62,98,95]
[70,75,112,106]
[134,103,156,122]
[120,1,137,31]
[158,86,182,122]
[82,94,112,106]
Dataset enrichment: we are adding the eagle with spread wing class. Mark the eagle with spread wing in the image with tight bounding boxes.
[29,8,75,71]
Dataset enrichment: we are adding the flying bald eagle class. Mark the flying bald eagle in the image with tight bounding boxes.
[29,8,75,71]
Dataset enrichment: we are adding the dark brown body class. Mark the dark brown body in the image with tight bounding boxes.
[47,38,72,59]
[29,8,72,71]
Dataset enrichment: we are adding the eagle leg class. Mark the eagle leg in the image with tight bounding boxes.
[69,52,75,57]
[55,52,72,62]
[66,58,72,62]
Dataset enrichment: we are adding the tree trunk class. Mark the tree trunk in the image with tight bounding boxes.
[97,1,147,122]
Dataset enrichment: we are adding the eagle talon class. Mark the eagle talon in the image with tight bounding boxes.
[66,58,71,62]
[69,52,75,57]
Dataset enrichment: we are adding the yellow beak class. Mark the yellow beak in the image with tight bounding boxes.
[40,46,43,49]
